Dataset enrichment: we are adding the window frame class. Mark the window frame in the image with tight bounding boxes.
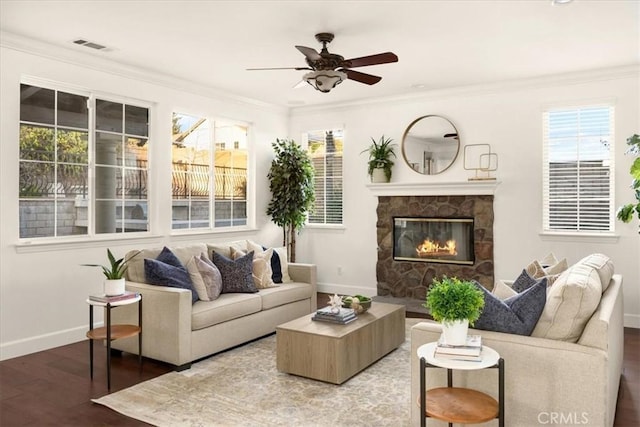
[542,103,616,235]
[303,127,344,228]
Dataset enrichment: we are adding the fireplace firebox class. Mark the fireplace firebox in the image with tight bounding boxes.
[393,217,475,265]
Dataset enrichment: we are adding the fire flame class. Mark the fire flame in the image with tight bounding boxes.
[416,239,458,257]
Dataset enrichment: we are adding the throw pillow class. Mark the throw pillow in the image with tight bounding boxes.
[246,240,283,284]
[144,248,198,304]
[539,252,559,268]
[232,246,276,289]
[212,251,258,294]
[491,280,517,300]
[186,255,211,301]
[198,254,223,300]
[511,269,538,293]
[531,262,603,342]
[474,279,547,336]
[273,246,292,283]
[525,259,546,279]
[544,258,568,276]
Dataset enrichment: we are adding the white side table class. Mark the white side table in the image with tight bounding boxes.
[86,295,142,391]
[417,341,504,427]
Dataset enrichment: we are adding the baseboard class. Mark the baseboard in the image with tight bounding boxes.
[624,314,640,329]
[316,282,377,298]
[0,322,103,361]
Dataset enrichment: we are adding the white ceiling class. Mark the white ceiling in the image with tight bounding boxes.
[1,0,638,108]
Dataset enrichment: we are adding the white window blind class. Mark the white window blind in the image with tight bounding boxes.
[542,105,614,232]
[304,129,343,225]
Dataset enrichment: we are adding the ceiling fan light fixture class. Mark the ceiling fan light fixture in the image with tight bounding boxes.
[303,70,347,93]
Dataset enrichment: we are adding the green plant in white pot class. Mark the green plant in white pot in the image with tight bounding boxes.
[361,135,397,183]
[424,276,485,345]
[83,249,135,296]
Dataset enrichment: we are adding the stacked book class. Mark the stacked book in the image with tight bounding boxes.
[312,307,357,324]
[434,334,482,361]
[89,290,139,303]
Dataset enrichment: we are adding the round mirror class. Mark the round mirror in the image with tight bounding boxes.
[401,115,460,175]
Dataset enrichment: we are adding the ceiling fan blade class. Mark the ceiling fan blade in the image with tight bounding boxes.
[246,67,311,71]
[295,45,322,61]
[342,69,382,85]
[345,52,398,68]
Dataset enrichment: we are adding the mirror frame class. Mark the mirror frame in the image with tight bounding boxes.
[401,115,460,175]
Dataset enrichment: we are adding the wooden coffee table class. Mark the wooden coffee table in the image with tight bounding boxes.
[276,302,405,384]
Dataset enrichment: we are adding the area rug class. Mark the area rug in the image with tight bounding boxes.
[93,318,423,426]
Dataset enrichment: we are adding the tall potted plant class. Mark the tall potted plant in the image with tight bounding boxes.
[266,138,315,263]
[617,134,639,234]
[424,276,485,345]
[361,135,397,183]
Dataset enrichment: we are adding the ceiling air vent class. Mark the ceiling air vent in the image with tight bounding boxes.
[72,39,107,50]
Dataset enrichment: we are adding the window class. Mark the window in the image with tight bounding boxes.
[19,83,149,239]
[304,129,343,225]
[543,105,614,232]
[171,113,248,230]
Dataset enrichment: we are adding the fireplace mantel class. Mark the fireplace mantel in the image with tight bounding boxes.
[366,180,501,196]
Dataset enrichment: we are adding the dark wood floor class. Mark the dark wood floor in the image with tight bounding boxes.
[0,294,638,426]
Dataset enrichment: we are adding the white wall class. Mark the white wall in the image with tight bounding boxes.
[0,44,287,360]
[289,67,640,328]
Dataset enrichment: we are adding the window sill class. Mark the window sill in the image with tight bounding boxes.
[170,226,259,239]
[15,233,164,254]
[538,231,620,244]
[306,224,346,231]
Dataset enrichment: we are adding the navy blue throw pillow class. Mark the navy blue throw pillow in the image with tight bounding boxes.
[511,269,538,293]
[473,279,547,336]
[264,245,283,283]
[212,251,258,294]
[144,247,198,304]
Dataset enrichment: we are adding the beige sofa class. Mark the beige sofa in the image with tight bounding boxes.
[411,273,624,427]
[110,242,317,370]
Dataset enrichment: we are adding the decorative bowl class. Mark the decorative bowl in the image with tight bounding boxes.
[342,295,372,314]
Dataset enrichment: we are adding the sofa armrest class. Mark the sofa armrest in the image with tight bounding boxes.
[110,281,193,367]
[287,263,317,309]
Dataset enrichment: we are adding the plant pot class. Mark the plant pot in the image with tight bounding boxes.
[371,168,389,183]
[441,319,469,346]
[104,278,126,296]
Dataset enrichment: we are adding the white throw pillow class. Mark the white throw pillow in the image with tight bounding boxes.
[531,262,603,342]
[231,247,276,289]
[491,280,517,300]
[186,255,210,301]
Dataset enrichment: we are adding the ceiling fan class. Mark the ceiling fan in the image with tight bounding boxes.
[247,33,399,93]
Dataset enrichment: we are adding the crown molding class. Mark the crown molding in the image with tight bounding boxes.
[290,64,640,116]
[0,31,288,115]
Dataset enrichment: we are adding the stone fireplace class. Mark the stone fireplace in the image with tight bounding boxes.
[376,194,494,300]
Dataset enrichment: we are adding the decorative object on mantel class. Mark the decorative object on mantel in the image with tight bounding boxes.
[464,143,498,181]
[401,115,460,175]
[616,134,639,233]
[361,135,397,183]
[424,276,485,345]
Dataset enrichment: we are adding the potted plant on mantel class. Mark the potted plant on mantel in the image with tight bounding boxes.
[83,249,136,296]
[361,135,397,183]
[424,276,485,345]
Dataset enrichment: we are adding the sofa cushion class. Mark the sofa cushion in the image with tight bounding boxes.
[144,248,198,304]
[259,282,314,310]
[532,262,603,342]
[474,279,547,336]
[126,244,208,284]
[213,251,258,294]
[206,241,247,260]
[191,293,262,330]
[577,253,614,292]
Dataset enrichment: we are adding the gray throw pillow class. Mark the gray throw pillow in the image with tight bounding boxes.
[144,258,198,304]
[212,251,258,294]
[473,279,547,336]
[511,269,538,293]
[197,254,223,300]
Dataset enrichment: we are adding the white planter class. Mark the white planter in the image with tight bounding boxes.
[371,168,389,183]
[441,319,469,346]
[104,278,126,296]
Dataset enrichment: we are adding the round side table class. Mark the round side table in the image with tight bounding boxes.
[417,341,504,427]
[86,294,142,391]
